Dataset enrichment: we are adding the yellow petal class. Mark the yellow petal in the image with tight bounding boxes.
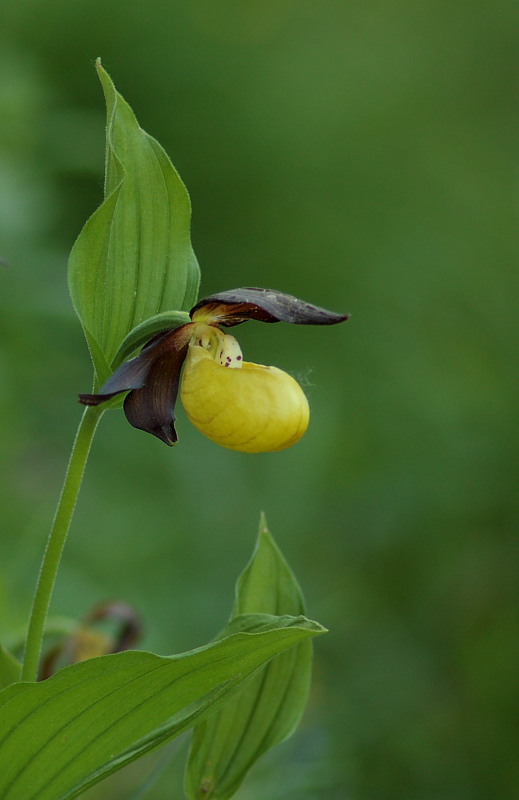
[180,345,310,453]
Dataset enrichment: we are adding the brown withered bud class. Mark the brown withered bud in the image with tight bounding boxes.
[39,601,143,680]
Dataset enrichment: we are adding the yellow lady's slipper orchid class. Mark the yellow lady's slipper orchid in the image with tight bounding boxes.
[79,287,348,451]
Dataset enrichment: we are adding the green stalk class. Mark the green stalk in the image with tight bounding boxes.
[21,405,104,682]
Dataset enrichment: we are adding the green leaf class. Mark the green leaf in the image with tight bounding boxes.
[0,645,21,690]
[0,615,323,800]
[185,515,320,800]
[68,59,200,382]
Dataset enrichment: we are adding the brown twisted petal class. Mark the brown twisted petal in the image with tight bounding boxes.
[190,287,349,327]
[78,349,158,407]
[79,324,193,445]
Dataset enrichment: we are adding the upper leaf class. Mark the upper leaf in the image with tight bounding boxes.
[68,59,200,383]
[185,516,318,800]
[0,617,323,800]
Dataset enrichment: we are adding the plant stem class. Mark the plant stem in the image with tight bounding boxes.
[21,405,103,682]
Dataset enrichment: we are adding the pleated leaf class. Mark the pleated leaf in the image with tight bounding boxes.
[185,516,317,799]
[0,645,20,690]
[68,59,200,385]
[0,614,323,800]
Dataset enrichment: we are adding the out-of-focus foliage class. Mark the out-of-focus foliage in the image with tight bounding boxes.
[1,2,518,799]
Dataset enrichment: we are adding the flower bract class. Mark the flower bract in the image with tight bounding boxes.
[79,287,348,452]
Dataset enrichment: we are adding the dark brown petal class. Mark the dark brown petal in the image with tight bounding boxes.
[79,332,173,406]
[190,287,349,327]
[79,324,193,446]
[78,324,193,409]
[123,339,189,445]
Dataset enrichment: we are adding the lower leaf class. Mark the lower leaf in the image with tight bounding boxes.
[0,645,21,690]
[0,615,323,800]
[185,518,321,800]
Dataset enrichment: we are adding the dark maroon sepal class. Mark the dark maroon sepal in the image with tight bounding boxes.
[190,287,349,327]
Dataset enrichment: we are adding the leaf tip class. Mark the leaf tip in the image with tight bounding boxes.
[315,623,329,635]
[94,57,107,82]
[255,513,281,561]
[258,511,269,536]
[95,56,114,97]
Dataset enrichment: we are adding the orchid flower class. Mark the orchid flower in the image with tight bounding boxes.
[79,287,348,452]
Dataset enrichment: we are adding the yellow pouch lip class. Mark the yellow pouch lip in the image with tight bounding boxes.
[180,345,309,453]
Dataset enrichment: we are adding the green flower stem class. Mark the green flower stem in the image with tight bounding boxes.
[21,405,104,682]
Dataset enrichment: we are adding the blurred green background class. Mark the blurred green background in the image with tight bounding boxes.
[1,2,518,798]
